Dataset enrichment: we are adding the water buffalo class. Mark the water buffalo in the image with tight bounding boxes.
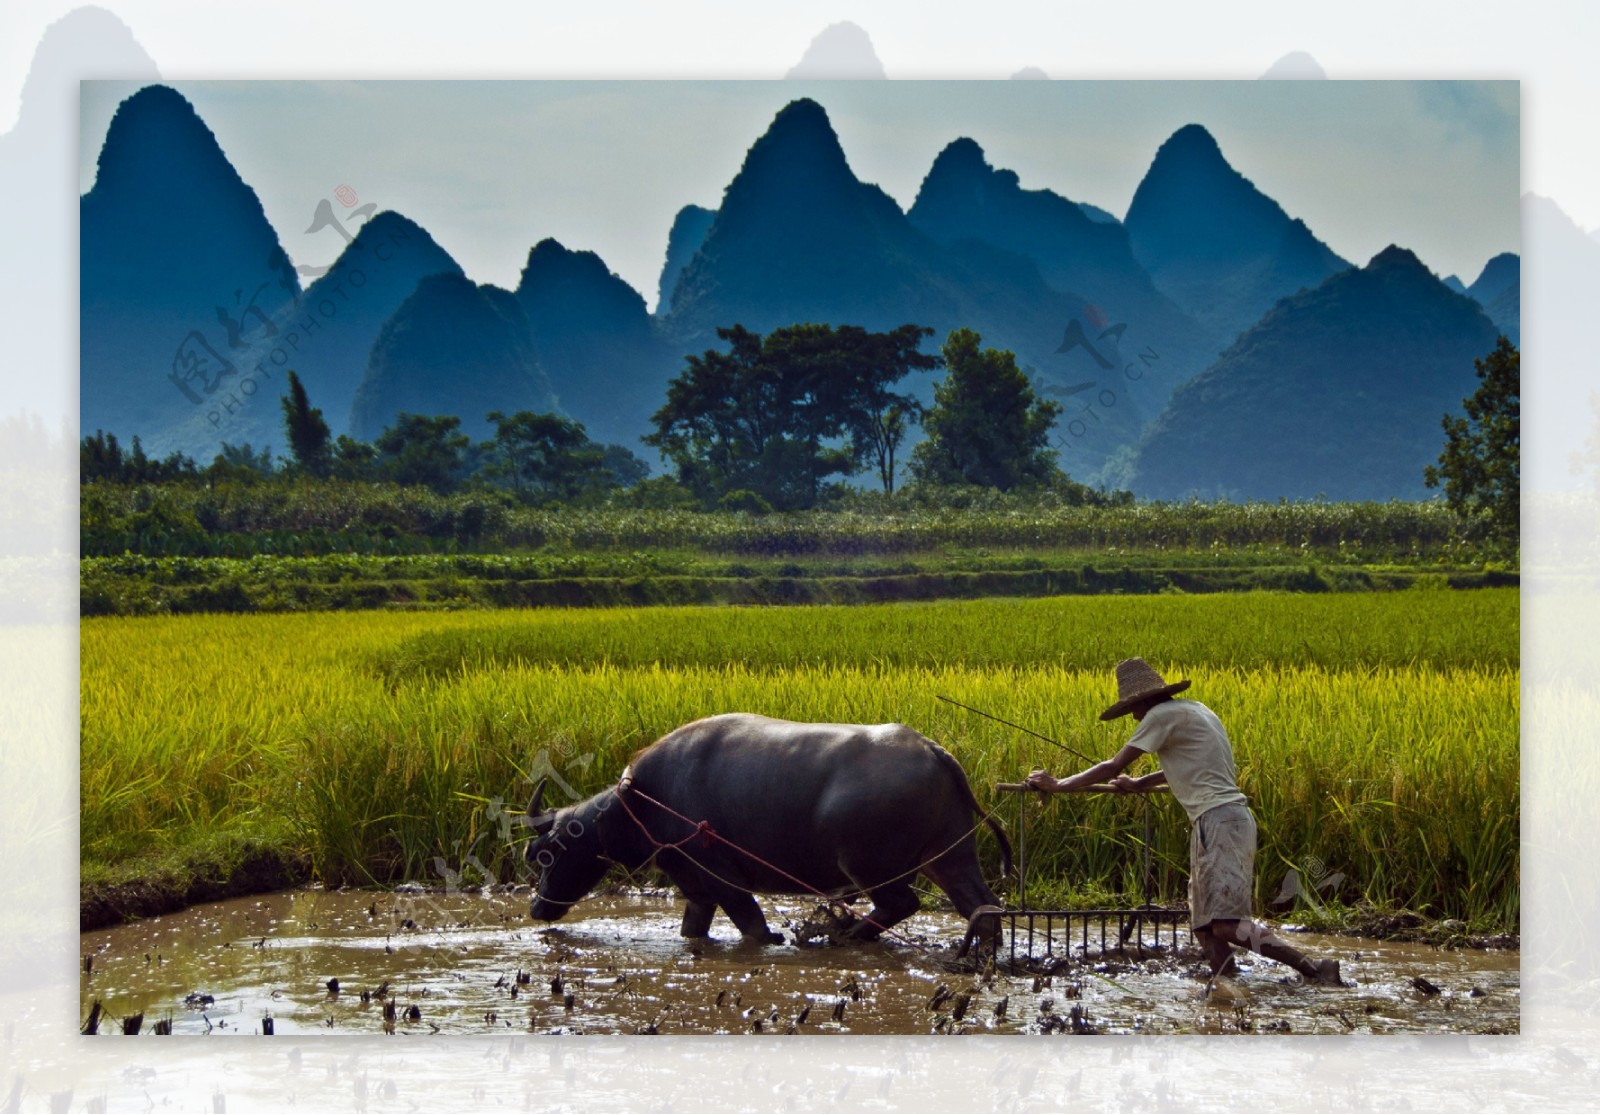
[521,713,1011,945]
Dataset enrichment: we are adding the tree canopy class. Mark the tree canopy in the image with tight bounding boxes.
[1424,336,1519,541]
[485,410,611,504]
[909,328,1064,490]
[374,414,471,493]
[645,322,936,509]
[281,370,333,477]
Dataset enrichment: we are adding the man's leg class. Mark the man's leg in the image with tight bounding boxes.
[1194,922,1238,978]
[1213,918,1341,985]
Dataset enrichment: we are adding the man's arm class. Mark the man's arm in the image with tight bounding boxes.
[1026,744,1147,793]
[1111,768,1167,793]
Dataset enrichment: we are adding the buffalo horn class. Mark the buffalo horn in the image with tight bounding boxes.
[520,777,556,834]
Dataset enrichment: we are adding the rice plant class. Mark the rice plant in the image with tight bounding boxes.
[80,592,1519,926]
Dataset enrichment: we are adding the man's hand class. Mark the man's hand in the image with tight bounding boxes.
[1109,774,1139,794]
[1024,768,1059,793]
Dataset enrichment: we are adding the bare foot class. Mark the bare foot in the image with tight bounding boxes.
[1309,958,1343,987]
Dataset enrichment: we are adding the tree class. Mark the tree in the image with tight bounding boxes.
[1424,336,1519,541]
[833,324,938,493]
[280,370,333,477]
[599,444,650,489]
[80,430,196,482]
[207,441,275,483]
[646,322,936,508]
[331,434,378,482]
[647,324,805,509]
[374,414,470,492]
[485,410,607,503]
[909,328,1064,490]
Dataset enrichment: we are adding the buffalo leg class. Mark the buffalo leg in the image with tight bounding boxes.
[922,857,1006,952]
[922,855,1002,922]
[679,899,716,939]
[842,881,921,941]
[715,888,785,945]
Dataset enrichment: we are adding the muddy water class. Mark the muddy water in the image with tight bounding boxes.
[78,888,1518,1036]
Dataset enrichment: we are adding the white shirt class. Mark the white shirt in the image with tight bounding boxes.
[1126,699,1248,823]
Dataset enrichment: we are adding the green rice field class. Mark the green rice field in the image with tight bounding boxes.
[80,589,1519,929]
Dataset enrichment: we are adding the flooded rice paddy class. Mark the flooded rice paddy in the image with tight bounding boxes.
[79,888,1518,1037]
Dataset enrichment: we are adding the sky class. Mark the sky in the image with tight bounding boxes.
[77,79,1520,311]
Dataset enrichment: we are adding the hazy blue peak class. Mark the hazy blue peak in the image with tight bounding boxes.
[20,6,157,130]
[518,237,648,311]
[657,204,717,314]
[90,84,236,198]
[1366,244,1429,272]
[785,21,886,79]
[758,98,844,157]
[715,98,862,222]
[916,137,1056,208]
[350,270,552,441]
[356,209,429,239]
[1468,252,1519,300]
[521,235,652,332]
[1125,121,1348,346]
[928,136,988,175]
[1126,235,1496,501]
[1259,52,1327,79]
[1154,123,1227,168]
[341,209,460,263]
[520,236,602,276]
[1475,250,1520,276]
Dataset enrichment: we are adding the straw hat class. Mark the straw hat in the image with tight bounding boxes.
[1100,657,1190,720]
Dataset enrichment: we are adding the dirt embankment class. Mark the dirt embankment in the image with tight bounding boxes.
[81,841,311,931]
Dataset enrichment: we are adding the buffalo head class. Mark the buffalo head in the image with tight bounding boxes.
[521,778,615,922]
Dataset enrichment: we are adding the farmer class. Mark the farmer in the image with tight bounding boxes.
[1024,658,1341,987]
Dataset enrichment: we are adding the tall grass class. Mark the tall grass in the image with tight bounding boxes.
[81,592,1519,926]
[372,591,1517,680]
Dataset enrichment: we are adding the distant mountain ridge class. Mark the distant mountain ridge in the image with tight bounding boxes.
[2,6,159,426]
[1125,245,1499,501]
[785,21,886,79]
[1522,194,1597,491]
[1465,251,1519,344]
[80,84,297,449]
[656,204,717,315]
[907,136,1221,380]
[1467,252,1519,304]
[660,100,1213,481]
[350,273,554,442]
[1124,123,1349,346]
[149,208,466,459]
[291,212,465,432]
[518,238,676,449]
[909,138,1169,325]
[79,85,1512,503]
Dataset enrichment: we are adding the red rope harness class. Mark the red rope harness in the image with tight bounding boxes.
[613,780,931,949]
